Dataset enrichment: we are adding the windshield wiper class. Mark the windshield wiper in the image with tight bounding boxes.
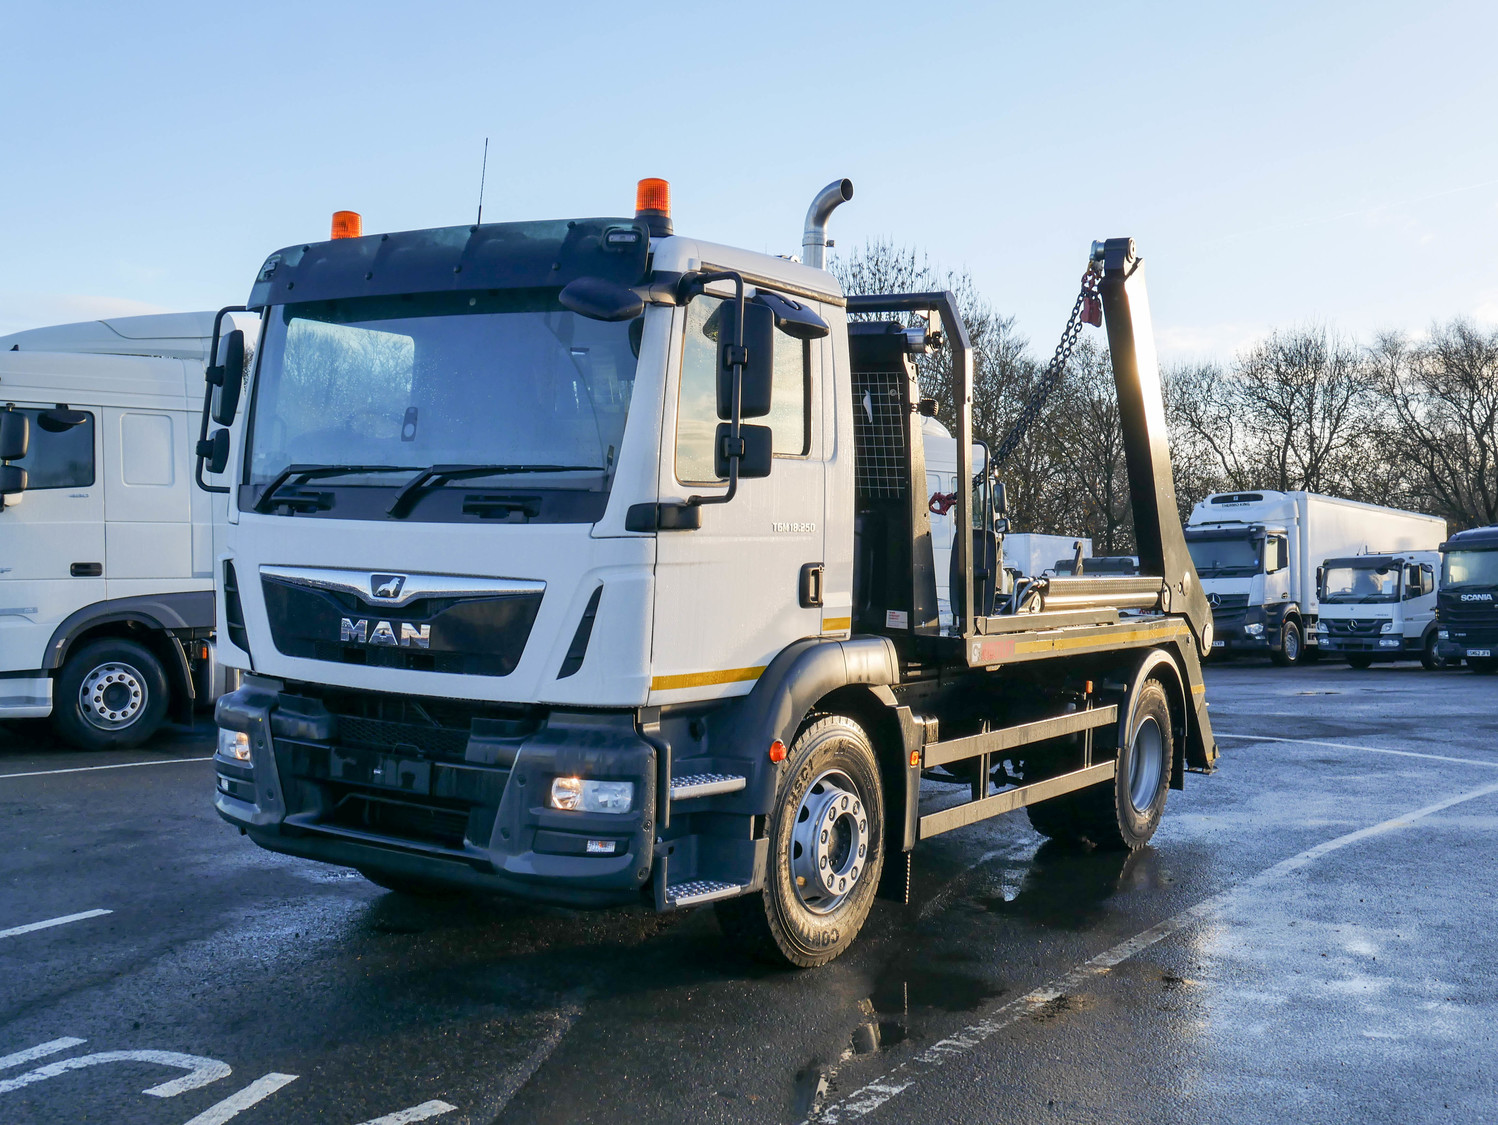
[387,463,605,518]
[253,464,420,514]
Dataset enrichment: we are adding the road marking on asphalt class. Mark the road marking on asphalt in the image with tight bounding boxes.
[470,993,586,1119]
[0,1038,86,1071]
[182,1073,298,1125]
[354,1101,457,1124]
[0,1048,230,1097]
[0,909,111,940]
[808,776,1498,1123]
[1217,731,1498,769]
[0,756,212,780]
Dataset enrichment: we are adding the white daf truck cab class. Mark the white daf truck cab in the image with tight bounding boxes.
[202,183,1220,967]
[1315,550,1443,668]
[1183,490,1446,666]
[0,313,247,747]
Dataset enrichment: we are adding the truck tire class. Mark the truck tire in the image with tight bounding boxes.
[50,638,170,750]
[358,867,465,898]
[715,714,885,969]
[1420,634,1447,671]
[1027,681,1173,851]
[1346,654,1374,670]
[1270,619,1303,667]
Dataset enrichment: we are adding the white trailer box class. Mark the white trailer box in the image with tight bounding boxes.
[0,312,251,747]
[1005,533,1094,578]
[1184,490,1446,665]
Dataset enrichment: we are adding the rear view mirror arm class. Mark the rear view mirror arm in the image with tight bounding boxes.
[684,271,748,510]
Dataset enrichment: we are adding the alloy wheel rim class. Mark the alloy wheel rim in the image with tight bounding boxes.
[1128,716,1165,812]
[78,661,147,730]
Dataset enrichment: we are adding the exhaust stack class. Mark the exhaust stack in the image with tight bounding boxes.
[801,179,853,270]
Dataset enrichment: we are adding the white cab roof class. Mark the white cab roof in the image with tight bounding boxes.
[0,311,256,362]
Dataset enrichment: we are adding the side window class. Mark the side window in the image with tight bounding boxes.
[674,295,812,483]
[14,408,95,489]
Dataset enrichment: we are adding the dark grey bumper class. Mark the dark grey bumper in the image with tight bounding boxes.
[214,684,657,907]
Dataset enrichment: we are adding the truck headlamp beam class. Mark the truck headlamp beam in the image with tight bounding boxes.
[550,777,634,814]
[217,728,251,762]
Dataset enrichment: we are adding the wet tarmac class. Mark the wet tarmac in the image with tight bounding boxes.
[2,659,1495,1123]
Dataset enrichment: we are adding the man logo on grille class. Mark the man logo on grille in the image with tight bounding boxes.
[371,574,406,600]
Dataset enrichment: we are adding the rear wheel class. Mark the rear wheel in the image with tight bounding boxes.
[1346,654,1375,670]
[50,638,170,750]
[1270,619,1303,667]
[715,714,884,968]
[1026,680,1173,851]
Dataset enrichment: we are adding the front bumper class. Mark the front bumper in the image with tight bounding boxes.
[1318,633,1410,660]
[214,683,657,907]
[1437,624,1498,662]
[1208,606,1271,653]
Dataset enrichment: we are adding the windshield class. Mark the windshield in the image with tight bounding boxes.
[246,292,640,493]
[1322,564,1398,603]
[1443,549,1498,589]
[1186,534,1260,577]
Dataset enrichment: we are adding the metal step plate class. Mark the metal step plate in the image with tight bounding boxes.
[669,773,747,801]
[664,879,745,907]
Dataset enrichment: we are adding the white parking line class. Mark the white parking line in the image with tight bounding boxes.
[0,757,212,780]
[0,909,111,941]
[0,1038,86,1071]
[182,1072,299,1125]
[808,776,1498,1122]
[354,1101,457,1125]
[1216,731,1498,769]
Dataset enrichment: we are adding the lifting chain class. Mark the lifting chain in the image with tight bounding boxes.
[991,262,1103,466]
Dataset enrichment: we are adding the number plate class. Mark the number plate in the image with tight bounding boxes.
[1469,648,1492,658]
[1212,640,1225,648]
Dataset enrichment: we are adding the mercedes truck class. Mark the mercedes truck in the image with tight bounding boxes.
[199,182,1217,967]
[1184,490,1445,666]
[1315,550,1443,668]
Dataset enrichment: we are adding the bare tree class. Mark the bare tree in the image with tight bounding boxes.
[1372,320,1498,529]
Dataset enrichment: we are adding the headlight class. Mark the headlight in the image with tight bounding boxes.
[1439,629,1449,640]
[1379,621,1394,633]
[550,777,634,814]
[1244,622,1264,636]
[217,728,251,762]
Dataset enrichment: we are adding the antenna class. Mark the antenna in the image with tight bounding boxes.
[476,137,489,225]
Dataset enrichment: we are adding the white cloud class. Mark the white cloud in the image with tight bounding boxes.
[0,292,175,337]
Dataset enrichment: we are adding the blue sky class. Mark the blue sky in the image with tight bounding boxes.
[4,1,1496,365]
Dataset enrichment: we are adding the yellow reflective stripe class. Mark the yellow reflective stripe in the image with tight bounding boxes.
[822,616,853,632]
[650,665,766,691]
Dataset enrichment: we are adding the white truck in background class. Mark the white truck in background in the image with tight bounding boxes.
[1316,550,1443,669]
[1184,490,1446,666]
[0,312,248,748]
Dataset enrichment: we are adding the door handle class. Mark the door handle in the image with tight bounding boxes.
[799,562,824,609]
[70,562,103,577]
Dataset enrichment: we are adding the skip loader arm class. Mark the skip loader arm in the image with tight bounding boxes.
[1096,237,1218,770]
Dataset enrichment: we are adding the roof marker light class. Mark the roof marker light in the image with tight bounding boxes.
[634,178,672,237]
[331,210,363,239]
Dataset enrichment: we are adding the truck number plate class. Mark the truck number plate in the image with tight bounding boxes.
[1212,640,1225,648]
[1469,649,1492,658]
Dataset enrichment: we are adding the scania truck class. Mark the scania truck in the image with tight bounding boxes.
[201,182,1217,967]
[1184,491,1445,666]
[1436,525,1498,673]
[0,313,247,748]
[1315,550,1443,668]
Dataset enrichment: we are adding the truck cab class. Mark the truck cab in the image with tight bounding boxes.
[1185,494,1297,663]
[0,313,247,747]
[1315,551,1441,668]
[1436,525,1498,673]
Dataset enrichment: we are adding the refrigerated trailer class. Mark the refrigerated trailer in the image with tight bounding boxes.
[199,182,1217,967]
[1184,491,1445,666]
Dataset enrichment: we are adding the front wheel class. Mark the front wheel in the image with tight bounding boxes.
[1420,634,1448,671]
[50,638,170,750]
[1270,619,1303,667]
[715,714,885,968]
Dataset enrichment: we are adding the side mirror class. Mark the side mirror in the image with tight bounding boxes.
[38,406,88,433]
[757,292,829,340]
[993,480,1007,517]
[0,407,29,461]
[198,428,231,474]
[559,277,645,322]
[210,330,246,426]
[716,299,775,419]
[0,463,26,497]
[1316,565,1324,593]
[714,423,773,479]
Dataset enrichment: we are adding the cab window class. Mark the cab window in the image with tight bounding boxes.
[675,295,811,483]
[13,408,95,489]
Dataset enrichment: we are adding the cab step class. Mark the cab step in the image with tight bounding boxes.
[669,773,747,800]
[663,879,746,907]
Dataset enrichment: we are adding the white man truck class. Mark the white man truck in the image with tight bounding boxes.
[1436,525,1498,673]
[201,181,1217,967]
[1316,551,1443,669]
[1184,491,1446,667]
[0,313,246,748]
